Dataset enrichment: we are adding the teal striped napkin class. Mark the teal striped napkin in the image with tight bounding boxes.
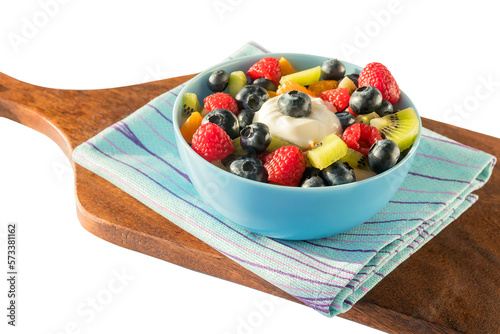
[73,42,496,316]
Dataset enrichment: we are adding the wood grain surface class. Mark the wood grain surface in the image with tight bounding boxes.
[0,72,498,334]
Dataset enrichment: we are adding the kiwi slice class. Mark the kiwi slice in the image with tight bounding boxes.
[266,134,301,152]
[228,71,247,98]
[307,133,348,170]
[279,66,321,86]
[370,107,419,151]
[355,112,380,125]
[338,76,357,95]
[340,148,370,170]
[182,93,201,122]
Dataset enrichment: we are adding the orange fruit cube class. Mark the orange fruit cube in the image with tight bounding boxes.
[276,81,316,97]
[279,57,297,76]
[308,80,339,96]
[180,111,203,143]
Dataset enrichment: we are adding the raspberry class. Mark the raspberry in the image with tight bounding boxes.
[342,123,382,156]
[191,123,234,162]
[264,146,306,186]
[319,87,350,111]
[247,57,282,86]
[358,62,400,104]
[203,93,239,115]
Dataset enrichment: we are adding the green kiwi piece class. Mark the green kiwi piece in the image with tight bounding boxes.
[182,93,201,122]
[228,71,248,98]
[340,148,370,170]
[279,66,321,86]
[266,134,301,152]
[370,107,419,151]
[338,76,357,95]
[355,112,379,125]
[307,133,348,170]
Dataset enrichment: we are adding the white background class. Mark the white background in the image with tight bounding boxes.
[0,1,499,333]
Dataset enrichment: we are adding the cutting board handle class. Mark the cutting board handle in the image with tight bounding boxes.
[0,71,193,160]
[0,72,75,157]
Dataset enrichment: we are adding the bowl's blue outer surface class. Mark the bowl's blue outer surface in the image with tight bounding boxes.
[173,53,422,240]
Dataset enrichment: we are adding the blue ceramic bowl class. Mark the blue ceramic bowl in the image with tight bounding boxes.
[173,53,421,240]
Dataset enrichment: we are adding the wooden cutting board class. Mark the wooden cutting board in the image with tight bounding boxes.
[0,72,498,333]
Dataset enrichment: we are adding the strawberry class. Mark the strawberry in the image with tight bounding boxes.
[247,57,282,86]
[318,87,350,111]
[203,93,239,115]
[264,146,306,186]
[358,62,400,104]
[342,123,382,156]
[191,123,234,162]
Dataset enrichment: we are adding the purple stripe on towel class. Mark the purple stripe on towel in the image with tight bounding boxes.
[112,121,190,181]
[417,153,482,169]
[408,172,469,184]
[147,103,172,124]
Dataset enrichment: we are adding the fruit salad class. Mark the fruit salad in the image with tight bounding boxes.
[179,56,419,187]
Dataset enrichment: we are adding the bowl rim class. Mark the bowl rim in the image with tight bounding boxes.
[172,52,422,192]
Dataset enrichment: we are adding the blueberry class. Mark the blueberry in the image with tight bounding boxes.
[368,139,400,174]
[221,154,237,168]
[321,59,346,81]
[349,86,383,115]
[376,100,394,117]
[252,77,277,92]
[237,109,255,131]
[301,166,321,180]
[335,111,356,131]
[229,156,266,182]
[346,73,359,87]
[301,176,325,188]
[202,108,239,139]
[235,85,269,112]
[240,122,271,154]
[207,70,230,92]
[278,90,311,118]
[321,161,356,186]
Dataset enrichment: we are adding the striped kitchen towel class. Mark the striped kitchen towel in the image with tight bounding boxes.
[73,42,496,316]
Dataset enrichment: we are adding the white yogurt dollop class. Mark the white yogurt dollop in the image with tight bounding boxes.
[253,96,342,148]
